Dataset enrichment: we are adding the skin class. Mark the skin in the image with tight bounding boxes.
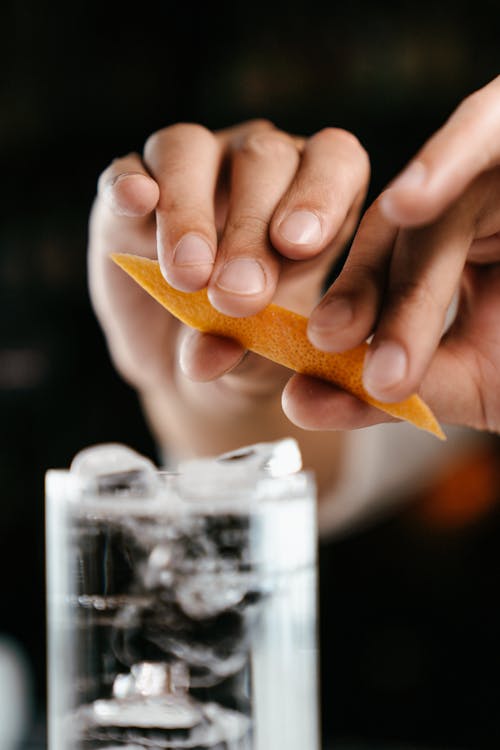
[88,75,500,506]
[88,120,370,497]
[290,74,500,435]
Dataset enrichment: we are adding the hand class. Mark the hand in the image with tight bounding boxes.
[283,75,500,435]
[88,120,369,461]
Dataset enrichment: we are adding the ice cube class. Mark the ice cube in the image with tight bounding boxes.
[113,662,190,701]
[70,443,160,497]
[143,544,175,588]
[91,693,203,730]
[132,661,190,697]
[77,696,251,743]
[176,572,254,619]
[176,438,303,498]
[218,437,302,477]
[112,672,136,700]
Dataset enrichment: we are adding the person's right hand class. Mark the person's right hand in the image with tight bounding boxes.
[283,76,500,436]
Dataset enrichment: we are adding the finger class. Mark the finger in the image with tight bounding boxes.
[419,263,500,431]
[362,208,474,403]
[89,155,169,388]
[469,232,500,263]
[179,329,245,381]
[282,374,395,430]
[215,118,276,148]
[179,328,291,397]
[270,128,370,260]
[417,344,483,430]
[208,129,301,316]
[380,75,500,226]
[143,123,223,292]
[90,153,160,308]
[308,201,398,352]
[97,153,159,218]
[467,167,500,262]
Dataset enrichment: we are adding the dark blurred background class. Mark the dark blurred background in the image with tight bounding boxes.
[1,1,499,747]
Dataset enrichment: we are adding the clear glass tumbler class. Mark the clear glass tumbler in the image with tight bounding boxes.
[45,439,320,749]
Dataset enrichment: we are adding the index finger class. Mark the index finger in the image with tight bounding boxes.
[380,75,500,227]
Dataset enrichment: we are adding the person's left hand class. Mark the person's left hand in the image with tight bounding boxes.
[283,75,500,435]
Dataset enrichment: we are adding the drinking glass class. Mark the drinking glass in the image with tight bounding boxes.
[45,439,319,749]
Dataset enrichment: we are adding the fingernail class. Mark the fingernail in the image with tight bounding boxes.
[110,171,144,187]
[173,234,214,266]
[216,258,266,295]
[279,210,322,245]
[308,297,353,349]
[104,172,147,216]
[363,341,408,399]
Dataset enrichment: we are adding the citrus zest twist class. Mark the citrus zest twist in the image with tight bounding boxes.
[111,252,446,440]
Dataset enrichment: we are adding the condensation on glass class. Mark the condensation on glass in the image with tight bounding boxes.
[45,439,320,749]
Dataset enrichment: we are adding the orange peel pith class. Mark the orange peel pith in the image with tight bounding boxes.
[111,252,446,440]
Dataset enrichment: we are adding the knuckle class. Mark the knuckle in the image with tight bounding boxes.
[314,127,363,152]
[162,196,213,229]
[346,259,381,295]
[312,127,370,175]
[390,278,443,315]
[216,118,274,143]
[166,121,214,142]
[225,211,269,240]
[143,122,215,161]
[238,130,297,161]
[157,191,184,214]
[243,117,275,132]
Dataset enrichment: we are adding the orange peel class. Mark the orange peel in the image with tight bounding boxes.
[111,252,446,440]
